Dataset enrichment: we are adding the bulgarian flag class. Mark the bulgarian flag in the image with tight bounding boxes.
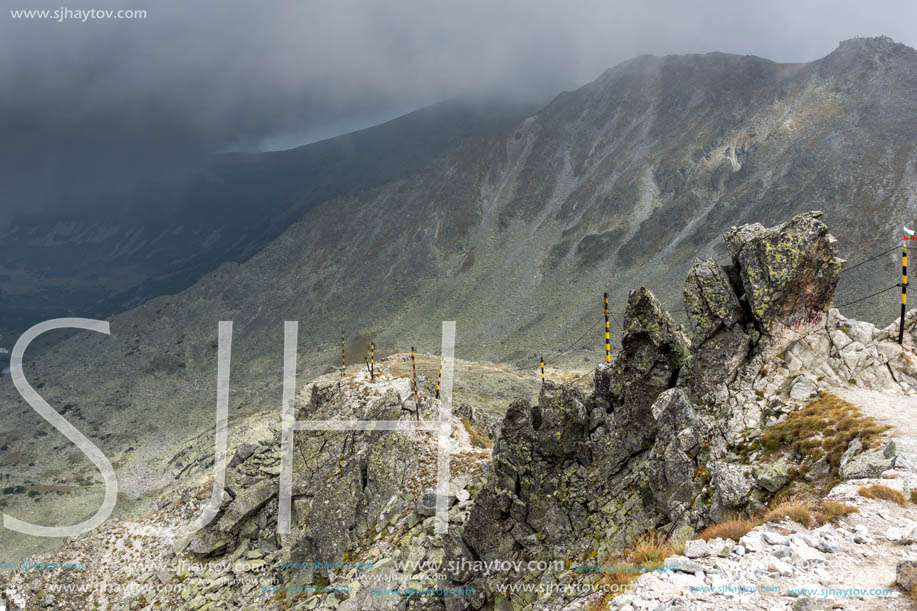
[907,226,917,241]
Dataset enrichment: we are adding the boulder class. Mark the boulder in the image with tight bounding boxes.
[888,437,917,471]
[709,462,751,520]
[683,539,712,559]
[723,211,841,327]
[755,459,789,492]
[896,559,917,591]
[839,448,895,479]
[683,258,745,344]
[216,479,275,533]
[840,437,863,469]
[595,287,690,425]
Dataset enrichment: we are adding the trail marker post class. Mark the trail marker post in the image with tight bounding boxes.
[540,356,545,385]
[370,342,375,381]
[901,244,909,345]
[411,346,419,408]
[436,359,443,399]
[341,330,346,377]
[604,292,611,364]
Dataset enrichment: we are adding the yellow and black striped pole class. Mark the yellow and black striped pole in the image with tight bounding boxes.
[370,342,375,381]
[540,355,545,385]
[604,292,611,364]
[436,359,442,399]
[900,244,908,345]
[341,330,346,377]
[411,346,418,404]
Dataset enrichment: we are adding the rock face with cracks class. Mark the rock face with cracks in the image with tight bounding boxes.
[6,212,915,611]
[448,212,848,609]
[722,211,842,327]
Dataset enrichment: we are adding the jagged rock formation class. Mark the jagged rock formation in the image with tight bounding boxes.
[4,212,917,611]
[685,211,841,398]
[723,212,842,326]
[6,38,917,568]
[605,463,917,610]
[442,212,889,609]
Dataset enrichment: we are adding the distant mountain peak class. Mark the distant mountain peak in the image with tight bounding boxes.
[822,35,917,72]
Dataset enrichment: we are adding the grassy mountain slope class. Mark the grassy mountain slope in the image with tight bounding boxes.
[0,97,538,337]
[2,36,916,561]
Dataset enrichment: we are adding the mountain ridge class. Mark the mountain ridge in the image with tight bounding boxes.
[1,37,915,565]
[0,95,539,338]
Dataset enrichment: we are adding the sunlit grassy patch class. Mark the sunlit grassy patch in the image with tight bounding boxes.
[763,502,814,527]
[762,392,891,480]
[586,532,684,609]
[698,515,759,541]
[461,417,493,449]
[858,484,908,507]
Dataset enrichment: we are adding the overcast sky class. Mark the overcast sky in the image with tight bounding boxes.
[3,0,917,211]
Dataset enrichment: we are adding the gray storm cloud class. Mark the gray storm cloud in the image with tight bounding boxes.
[2,0,917,212]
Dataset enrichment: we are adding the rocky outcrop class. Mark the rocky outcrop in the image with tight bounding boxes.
[447,212,869,608]
[683,257,752,397]
[607,462,917,610]
[451,290,723,608]
[595,287,691,459]
[684,212,843,399]
[5,212,914,611]
[723,211,842,327]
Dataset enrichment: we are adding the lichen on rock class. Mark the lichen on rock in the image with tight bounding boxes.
[723,211,842,327]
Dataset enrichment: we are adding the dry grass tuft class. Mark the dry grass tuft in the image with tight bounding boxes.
[762,392,891,481]
[630,532,684,567]
[697,515,759,541]
[817,501,859,521]
[763,502,814,527]
[586,532,684,610]
[699,498,859,543]
[911,490,917,505]
[858,484,908,507]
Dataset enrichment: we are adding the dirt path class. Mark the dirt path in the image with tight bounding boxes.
[829,387,917,439]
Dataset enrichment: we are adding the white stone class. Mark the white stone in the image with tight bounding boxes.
[831,330,853,350]
[767,558,794,576]
[789,540,825,563]
[683,539,712,559]
[815,535,841,554]
[847,320,876,344]
[708,537,734,557]
[790,377,816,401]
[762,531,789,546]
[840,342,867,371]
[789,533,818,548]
[739,531,766,553]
